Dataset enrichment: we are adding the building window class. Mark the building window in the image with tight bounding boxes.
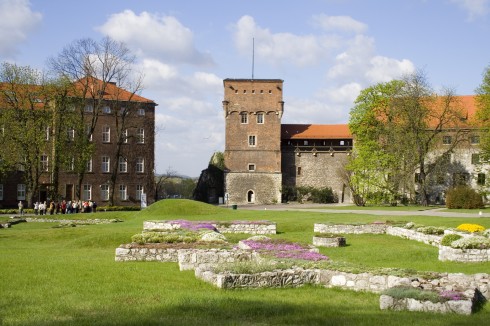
[136,185,144,201]
[82,184,91,200]
[40,154,49,172]
[119,156,127,173]
[248,135,256,146]
[453,173,469,186]
[340,140,345,146]
[119,184,127,201]
[101,156,110,173]
[0,184,3,200]
[100,184,109,201]
[85,124,92,141]
[137,108,145,116]
[136,157,144,173]
[17,184,26,200]
[122,129,128,143]
[477,173,486,186]
[136,128,145,144]
[257,113,264,124]
[297,167,302,176]
[471,153,481,165]
[240,112,248,124]
[86,157,93,172]
[45,126,50,141]
[471,135,480,144]
[102,125,110,143]
[84,104,93,113]
[67,128,75,141]
[102,105,111,114]
[67,157,74,171]
[304,140,309,146]
[248,164,256,171]
[442,135,452,145]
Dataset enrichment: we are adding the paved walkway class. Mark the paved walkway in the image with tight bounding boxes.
[233,203,490,218]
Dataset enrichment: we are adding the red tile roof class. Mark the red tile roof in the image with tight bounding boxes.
[282,124,352,139]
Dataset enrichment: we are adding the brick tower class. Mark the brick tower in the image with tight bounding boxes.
[222,79,284,204]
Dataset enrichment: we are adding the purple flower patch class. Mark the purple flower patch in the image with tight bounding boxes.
[439,290,465,301]
[170,220,218,232]
[241,239,329,262]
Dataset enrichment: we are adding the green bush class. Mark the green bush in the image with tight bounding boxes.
[445,186,484,209]
[382,286,443,303]
[131,231,201,244]
[440,234,462,246]
[294,186,338,204]
[416,226,446,235]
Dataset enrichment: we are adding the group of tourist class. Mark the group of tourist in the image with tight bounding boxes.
[33,200,98,215]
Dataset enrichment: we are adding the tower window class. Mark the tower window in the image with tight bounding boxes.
[257,113,264,124]
[248,164,256,171]
[240,112,248,124]
[248,135,256,146]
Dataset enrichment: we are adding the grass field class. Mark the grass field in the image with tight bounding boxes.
[1,199,489,325]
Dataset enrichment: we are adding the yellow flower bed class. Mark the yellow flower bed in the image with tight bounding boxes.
[456,223,486,233]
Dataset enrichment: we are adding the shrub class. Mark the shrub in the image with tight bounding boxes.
[416,226,445,235]
[456,223,486,233]
[450,236,490,249]
[211,260,294,274]
[441,234,463,246]
[382,286,443,303]
[131,231,201,245]
[445,186,484,209]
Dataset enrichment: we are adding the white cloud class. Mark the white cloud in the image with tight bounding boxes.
[97,10,213,65]
[450,0,490,20]
[232,15,340,67]
[0,0,42,58]
[311,14,368,34]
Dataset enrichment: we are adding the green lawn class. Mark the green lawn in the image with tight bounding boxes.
[1,199,489,325]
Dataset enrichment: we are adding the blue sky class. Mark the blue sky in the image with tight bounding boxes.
[1,0,489,177]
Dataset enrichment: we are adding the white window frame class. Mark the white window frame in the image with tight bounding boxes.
[102,105,111,114]
[67,128,75,141]
[240,112,248,124]
[136,128,145,144]
[100,184,109,201]
[84,104,93,113]
[41,154,49,172]
[248,135,256,147]
[119,184,127,201]
[137,108,145,116]
[257,113,264,124]
[86,157,93,172]
[248,164,256,171]
[122,129,128,143]
[82,184,92,201]
[101,156,110,173]
[85,124,93,141]
[17,184,26,200]
[102,125,110,143]
[136,185,144,201]
[136,157,144,173]
[119,156,128,173]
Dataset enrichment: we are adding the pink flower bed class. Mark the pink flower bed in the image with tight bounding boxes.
[240,239,329,262]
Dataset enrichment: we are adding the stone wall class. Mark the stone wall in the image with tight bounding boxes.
[379,294,474,315]
[143,220,277,235]
[438,245,490,262]
[224,172,282,204]
[282,151,351,203]
[115,245,179,262]
[195,267,319,289]
[312,236,346,247]
[195,264,490,301]
[314,223,388,234]
[178,249,258,271]
[386,227,442,246]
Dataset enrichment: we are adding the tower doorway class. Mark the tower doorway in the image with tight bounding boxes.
[247,190,255,203]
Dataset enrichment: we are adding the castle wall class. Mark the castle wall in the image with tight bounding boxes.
[224,172,282,205]
[282,150,351,203]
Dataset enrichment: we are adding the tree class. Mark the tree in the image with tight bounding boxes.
[348,71,466,206]
[48,37,145,204]
[476,65,490,159]
[0,63,52,207]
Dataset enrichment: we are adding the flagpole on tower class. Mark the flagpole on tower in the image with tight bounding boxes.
[252,37,255,79]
